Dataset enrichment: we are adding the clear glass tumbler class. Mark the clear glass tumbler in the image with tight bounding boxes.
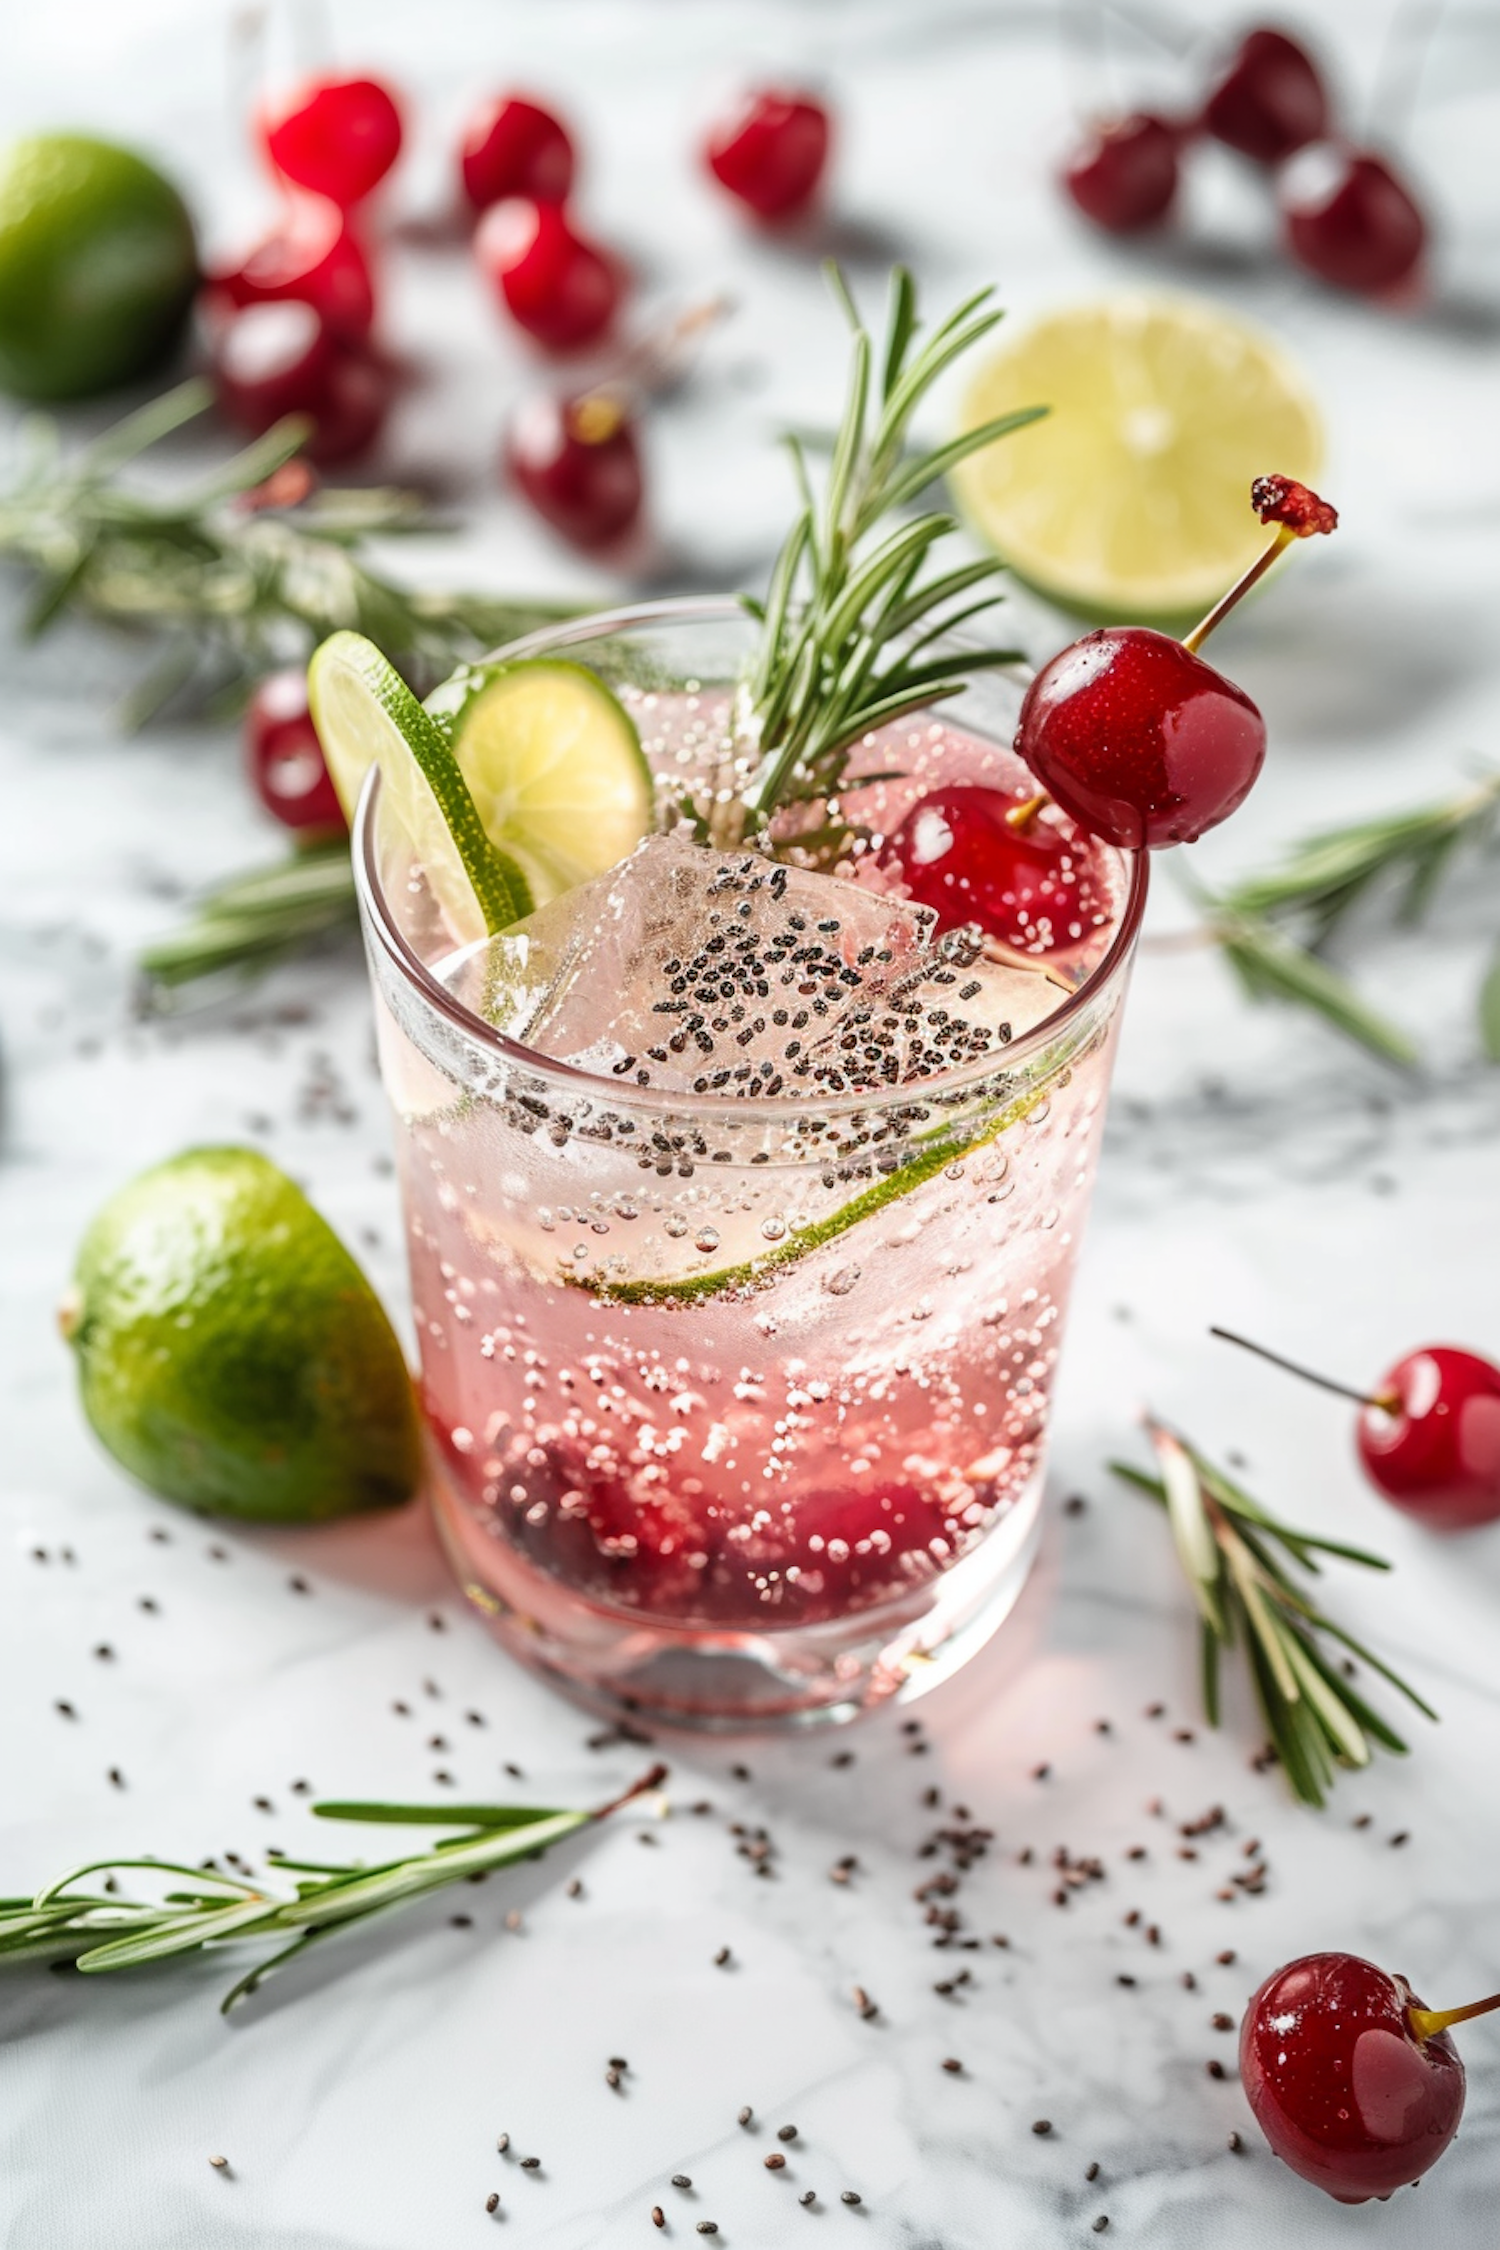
[354,601,1146,1729]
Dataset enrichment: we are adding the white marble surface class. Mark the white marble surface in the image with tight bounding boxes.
[3,2,1500,2245]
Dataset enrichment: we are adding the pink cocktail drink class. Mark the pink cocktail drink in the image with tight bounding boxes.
[356,603,1145,1726]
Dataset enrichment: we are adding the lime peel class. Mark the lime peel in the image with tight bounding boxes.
[309,630,531,941]
[567,1070,1066,1307]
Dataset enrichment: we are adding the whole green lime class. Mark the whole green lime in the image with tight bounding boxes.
[0,133,199,401]
[61,1147,422,1523]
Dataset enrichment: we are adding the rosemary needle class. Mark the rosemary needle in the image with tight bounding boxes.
[1113,1426,1435,1808]
[0,1765,665,2014]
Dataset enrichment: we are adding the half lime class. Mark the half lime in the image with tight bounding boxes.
[426,657,653,907]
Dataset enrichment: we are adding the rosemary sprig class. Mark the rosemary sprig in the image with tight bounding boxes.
[1113,1424,1436,1808]
[0,1764,665,2014]
[722,266,1042,842]
[138,836,358,996]
[1191,767,1500,1064]
[0,379,577,724]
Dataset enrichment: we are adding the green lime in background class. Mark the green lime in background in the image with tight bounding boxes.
[61,1147,422,1523]
[0,132,199,400]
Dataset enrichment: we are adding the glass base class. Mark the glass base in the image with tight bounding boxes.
[430,1451,1044,1734]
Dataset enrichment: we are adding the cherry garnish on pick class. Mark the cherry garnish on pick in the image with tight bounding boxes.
[1014,476,1337,850]
[1242,1952,1500,2202]
[1210,1325,1500,1531]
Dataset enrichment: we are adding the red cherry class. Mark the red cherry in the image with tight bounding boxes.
[209,197,377,342]
[1358,1347,1500,1531]
[505,388,644,551]
[1209,1327,1500,1532]
[879,786,1109,955]
[1062,114,1180,234]
[209,301,391,463]
[303,345,394,464]
[1241,1953,1465,2202]
[245,669,346,833]
[1280,144,1427,295]
[475,199,621,352]
[704,88,831,221]
[1201,28,1330,165]
[1016,628,1265,850]
[461,94,574,212]
[261,75,403,207]
[211,299,334,432]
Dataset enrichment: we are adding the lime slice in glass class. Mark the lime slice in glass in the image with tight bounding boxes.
[308,631,532,942]
[950,294,1323,624]
[425,658,653,906]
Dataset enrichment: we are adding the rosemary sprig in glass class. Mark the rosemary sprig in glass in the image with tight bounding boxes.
[0,379,577,725]
[718,264,1043,843]
[1113,1424,1435,1808]
[0,1764,665,2015]
[1190,766,1500,1065]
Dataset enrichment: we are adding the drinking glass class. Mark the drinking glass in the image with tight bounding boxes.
[354,600,1146,1728]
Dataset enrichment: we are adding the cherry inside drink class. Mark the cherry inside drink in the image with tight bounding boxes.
[356,605,1144,1725]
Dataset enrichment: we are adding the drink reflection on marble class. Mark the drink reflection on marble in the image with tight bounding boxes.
[355,603,1146,1728]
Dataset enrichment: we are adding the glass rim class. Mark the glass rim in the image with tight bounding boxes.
[352,595,1150,1125]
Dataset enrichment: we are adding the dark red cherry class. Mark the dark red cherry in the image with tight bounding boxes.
[261,75,403,207]
[880,787,1109,955]
[303,345,394,464]
[1062,114,1179,233]
[505,388,644,551]
[704,88,831,221]
[1241,1953,1464,2202]
[461,94,574,212]
[1201,28,1330,165]
[1016,628,1265,849]
[1358,1346,1500,1531]
[245,669,346,833]
[210,299,334,433]
[475,198,622,352]
[1280,144,1427,295]
[209,197,377,342]
[209,301,391,463]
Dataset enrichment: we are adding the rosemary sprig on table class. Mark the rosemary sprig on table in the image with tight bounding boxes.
[0,379,576,724]
[1114,1425,1435,1808]
[721,266,1043,842]
[0,1765,664,2015]
[138,837,357,996]
[1191,768,1500,1065]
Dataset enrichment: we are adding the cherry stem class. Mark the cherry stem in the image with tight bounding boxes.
[1409,1990,1500,2041]
[1006,791,1049,832]
[1181,525,1295,656]
[1208,1326,1398,1414]
[592,1762,669,1821]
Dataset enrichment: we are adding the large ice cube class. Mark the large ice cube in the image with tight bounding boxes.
[441,830,1062,1097]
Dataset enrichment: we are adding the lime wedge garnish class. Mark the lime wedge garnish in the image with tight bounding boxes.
[425,657,653,906]
[950,295,1322,623]
[308,631,532,942]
